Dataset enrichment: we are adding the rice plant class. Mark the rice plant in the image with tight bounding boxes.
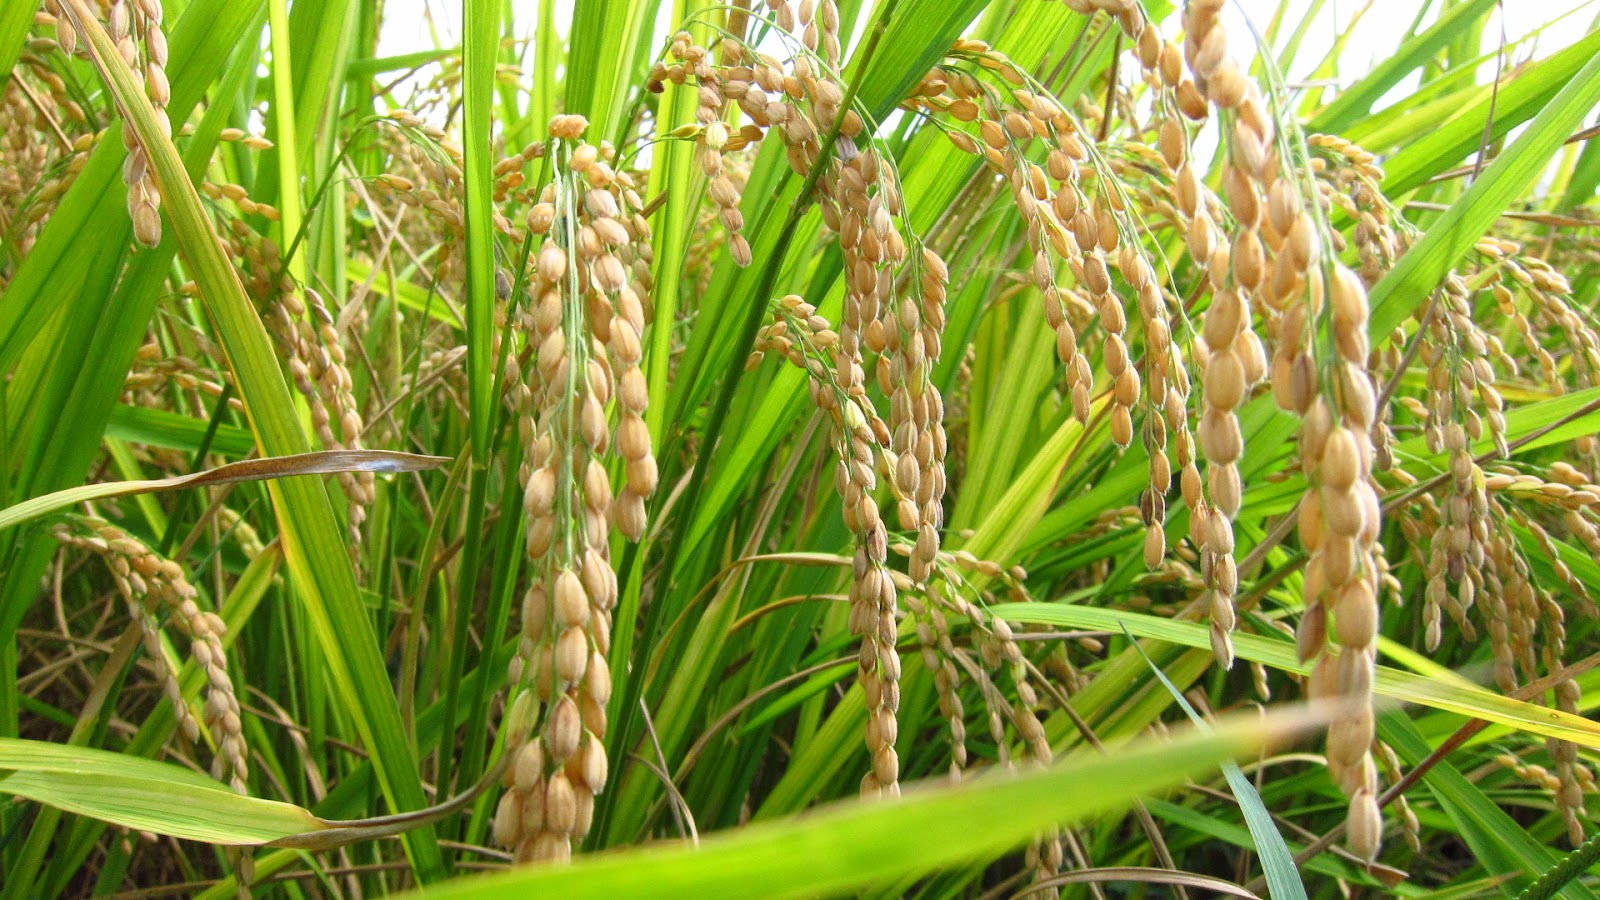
[3,0,1600,896]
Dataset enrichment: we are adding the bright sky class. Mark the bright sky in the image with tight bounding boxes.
[1223,0,1593,93]
[375,0,1596,114]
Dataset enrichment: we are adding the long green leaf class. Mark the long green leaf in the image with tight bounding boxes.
[0,738,323,845]
[988,603,1600,749]
[105,404,255,457]
[56,0,443,879]
[462,0,498,461]
[1307,0,1498,134]
[0,450,448,532]
[0,0,31,86]
[1127,629,1308,900]
[1377,29,1600,199]
[1382,714,1596,900]
[1369,47,1600,339]
[565,0,652,142]
[414,710,1309,899]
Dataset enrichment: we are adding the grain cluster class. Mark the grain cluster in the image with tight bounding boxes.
[9,0,1600,890]
[493,114,658,863]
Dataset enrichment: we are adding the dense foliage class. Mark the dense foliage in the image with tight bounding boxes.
[2,0,1600,896]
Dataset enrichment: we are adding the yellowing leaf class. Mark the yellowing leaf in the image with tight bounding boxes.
[989,603,1600,749]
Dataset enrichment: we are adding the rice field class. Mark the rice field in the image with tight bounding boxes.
[2,0,1600,896]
